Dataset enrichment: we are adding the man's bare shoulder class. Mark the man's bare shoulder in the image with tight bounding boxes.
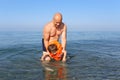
[44,22,52,27]
[44,22,52,31]
[62,23,67,30]
[64,23,67,28]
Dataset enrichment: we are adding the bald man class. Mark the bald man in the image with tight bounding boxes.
[41,13,67,62]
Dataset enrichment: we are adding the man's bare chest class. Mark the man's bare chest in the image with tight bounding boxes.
[50,29,62,37]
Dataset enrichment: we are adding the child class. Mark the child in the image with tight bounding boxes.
[41,41,67,62]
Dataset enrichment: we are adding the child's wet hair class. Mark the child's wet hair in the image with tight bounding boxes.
[48,44,58,53]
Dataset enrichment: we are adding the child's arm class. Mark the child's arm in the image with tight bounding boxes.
[62,50,67,62]
[41,52,49,61]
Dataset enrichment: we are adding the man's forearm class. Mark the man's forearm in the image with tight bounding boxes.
[44,40,49,52]
[62,51,67,62]
[62,39,66,51]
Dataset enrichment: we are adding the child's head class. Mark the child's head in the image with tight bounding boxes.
[48,44,58,54]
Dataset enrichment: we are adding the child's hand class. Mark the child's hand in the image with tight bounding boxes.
[40,52,50,61]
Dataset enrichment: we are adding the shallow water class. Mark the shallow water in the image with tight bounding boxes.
[0,31,120,80]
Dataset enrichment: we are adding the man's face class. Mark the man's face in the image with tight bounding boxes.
[54,19,62,27]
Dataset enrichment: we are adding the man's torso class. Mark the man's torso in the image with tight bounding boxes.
[47,22,64,42]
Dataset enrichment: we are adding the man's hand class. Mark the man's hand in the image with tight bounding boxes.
[62,58,66,62]
[62,50,67,62]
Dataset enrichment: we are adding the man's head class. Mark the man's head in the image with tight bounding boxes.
[53,13,62,27]
[48,44,58,54]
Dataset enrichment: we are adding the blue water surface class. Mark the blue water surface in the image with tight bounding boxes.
[0,31,120,80]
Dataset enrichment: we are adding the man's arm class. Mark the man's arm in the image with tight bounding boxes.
[61,24,67,62]
[61,24,67,51]
[62,50,67,62]
[43,24,50,52]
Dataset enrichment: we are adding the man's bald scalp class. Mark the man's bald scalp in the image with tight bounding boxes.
[53,13,63,21]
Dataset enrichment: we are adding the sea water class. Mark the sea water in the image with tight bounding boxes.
[0,31,120,80]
